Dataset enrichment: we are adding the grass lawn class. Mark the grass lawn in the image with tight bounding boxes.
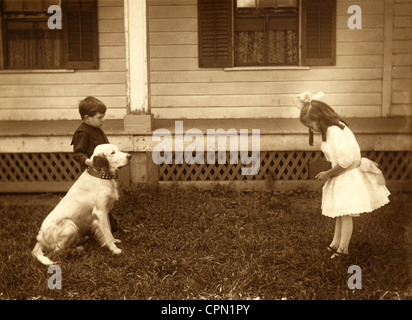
[0,186,411,300]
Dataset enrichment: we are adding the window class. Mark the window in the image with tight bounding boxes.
[235,0,299,66]
[198,0,336,68]
[0,0,98,70]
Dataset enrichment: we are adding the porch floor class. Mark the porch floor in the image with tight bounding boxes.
[0,117,411,137]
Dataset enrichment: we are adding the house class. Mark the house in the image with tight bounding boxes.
[0,0,411,192]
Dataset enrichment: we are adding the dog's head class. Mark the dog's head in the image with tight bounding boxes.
[91,144,131,173]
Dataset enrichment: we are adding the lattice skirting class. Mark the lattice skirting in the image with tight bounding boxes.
[159,151,412,181]
[0,151,411,192]
[1,153,80,183]
[0,153,81,192]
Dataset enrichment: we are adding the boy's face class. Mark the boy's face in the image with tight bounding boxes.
[84,112,105,128]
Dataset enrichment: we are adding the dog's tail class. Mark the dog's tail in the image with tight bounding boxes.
[32,242,55,266]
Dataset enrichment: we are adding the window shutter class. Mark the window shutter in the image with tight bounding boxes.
[301,0,336,66]
[198,0,233,68]
[64,0,98,69]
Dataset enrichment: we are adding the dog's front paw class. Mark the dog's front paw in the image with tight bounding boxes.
[112,248,122,255]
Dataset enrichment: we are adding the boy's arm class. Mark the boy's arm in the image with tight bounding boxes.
[72,132,91,168]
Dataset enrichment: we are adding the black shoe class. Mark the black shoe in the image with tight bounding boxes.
[327,245,337,252]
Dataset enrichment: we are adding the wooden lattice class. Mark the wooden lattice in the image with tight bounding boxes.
[363,151,412,180]
[0,153,80,182]
[159,151,412,181]
[0,151,410,188]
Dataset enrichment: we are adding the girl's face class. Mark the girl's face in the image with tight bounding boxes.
[306,120,320,133]
[85,112,105,128]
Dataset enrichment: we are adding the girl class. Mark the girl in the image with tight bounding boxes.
[295,92,390,258]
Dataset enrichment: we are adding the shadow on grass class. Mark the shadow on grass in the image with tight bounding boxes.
[0,186,411,300]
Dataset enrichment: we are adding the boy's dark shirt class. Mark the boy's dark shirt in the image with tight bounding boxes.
[71,122,109,172]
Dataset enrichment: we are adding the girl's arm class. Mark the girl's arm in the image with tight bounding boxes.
[316,159,361,181]
[315,165,346,181]
[316,126,359,181]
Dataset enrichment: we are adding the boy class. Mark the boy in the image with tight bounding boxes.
[71,96,121,232]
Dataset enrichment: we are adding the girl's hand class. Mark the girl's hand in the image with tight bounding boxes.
[315,171,330,181]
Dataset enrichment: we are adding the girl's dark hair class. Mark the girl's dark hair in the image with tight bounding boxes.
[79,96,107,120]
[299,100,348,144]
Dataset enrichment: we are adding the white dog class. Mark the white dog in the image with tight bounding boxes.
[32,144,131,265]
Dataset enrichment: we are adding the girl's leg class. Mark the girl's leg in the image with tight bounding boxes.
[336,215,353,255]
[329,217,342,249]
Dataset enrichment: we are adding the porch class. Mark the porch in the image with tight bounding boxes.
[0,117,411,193]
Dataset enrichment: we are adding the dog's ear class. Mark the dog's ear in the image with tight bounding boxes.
[93,154,110,172]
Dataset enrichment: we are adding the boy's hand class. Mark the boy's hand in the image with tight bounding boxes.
[84,158,93,168]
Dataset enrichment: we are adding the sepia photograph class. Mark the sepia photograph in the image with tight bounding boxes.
[0,0,411,308]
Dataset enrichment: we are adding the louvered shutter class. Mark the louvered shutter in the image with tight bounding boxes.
[301,0,336,66]
[198,0,233,68]
[64,0,98,69]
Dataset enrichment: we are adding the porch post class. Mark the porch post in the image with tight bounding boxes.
[382,0,393,117]
[124,0,149,114]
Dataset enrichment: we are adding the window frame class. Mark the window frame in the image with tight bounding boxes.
[198,0,336,69]
[234,4,300,66]
[0,0,99,71]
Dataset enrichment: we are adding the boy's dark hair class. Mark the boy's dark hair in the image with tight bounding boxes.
[300,100,348,143]
[79,96,107,120]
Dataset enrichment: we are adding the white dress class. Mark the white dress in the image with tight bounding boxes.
[320,124,390,218]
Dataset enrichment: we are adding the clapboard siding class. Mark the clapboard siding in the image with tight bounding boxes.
[0,108,126,121]
[0,72,126,85]
[392,0,412,116]
[151,93,382,106]
[154,105,382,119]
[151,81,382,96]
[148,0,388,119]
[0,84,126,97]
[151,69,383,82]
[0,96,125,109]
[0,0,127,121]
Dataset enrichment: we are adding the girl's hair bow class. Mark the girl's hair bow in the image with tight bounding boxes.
[294,92,325,110]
